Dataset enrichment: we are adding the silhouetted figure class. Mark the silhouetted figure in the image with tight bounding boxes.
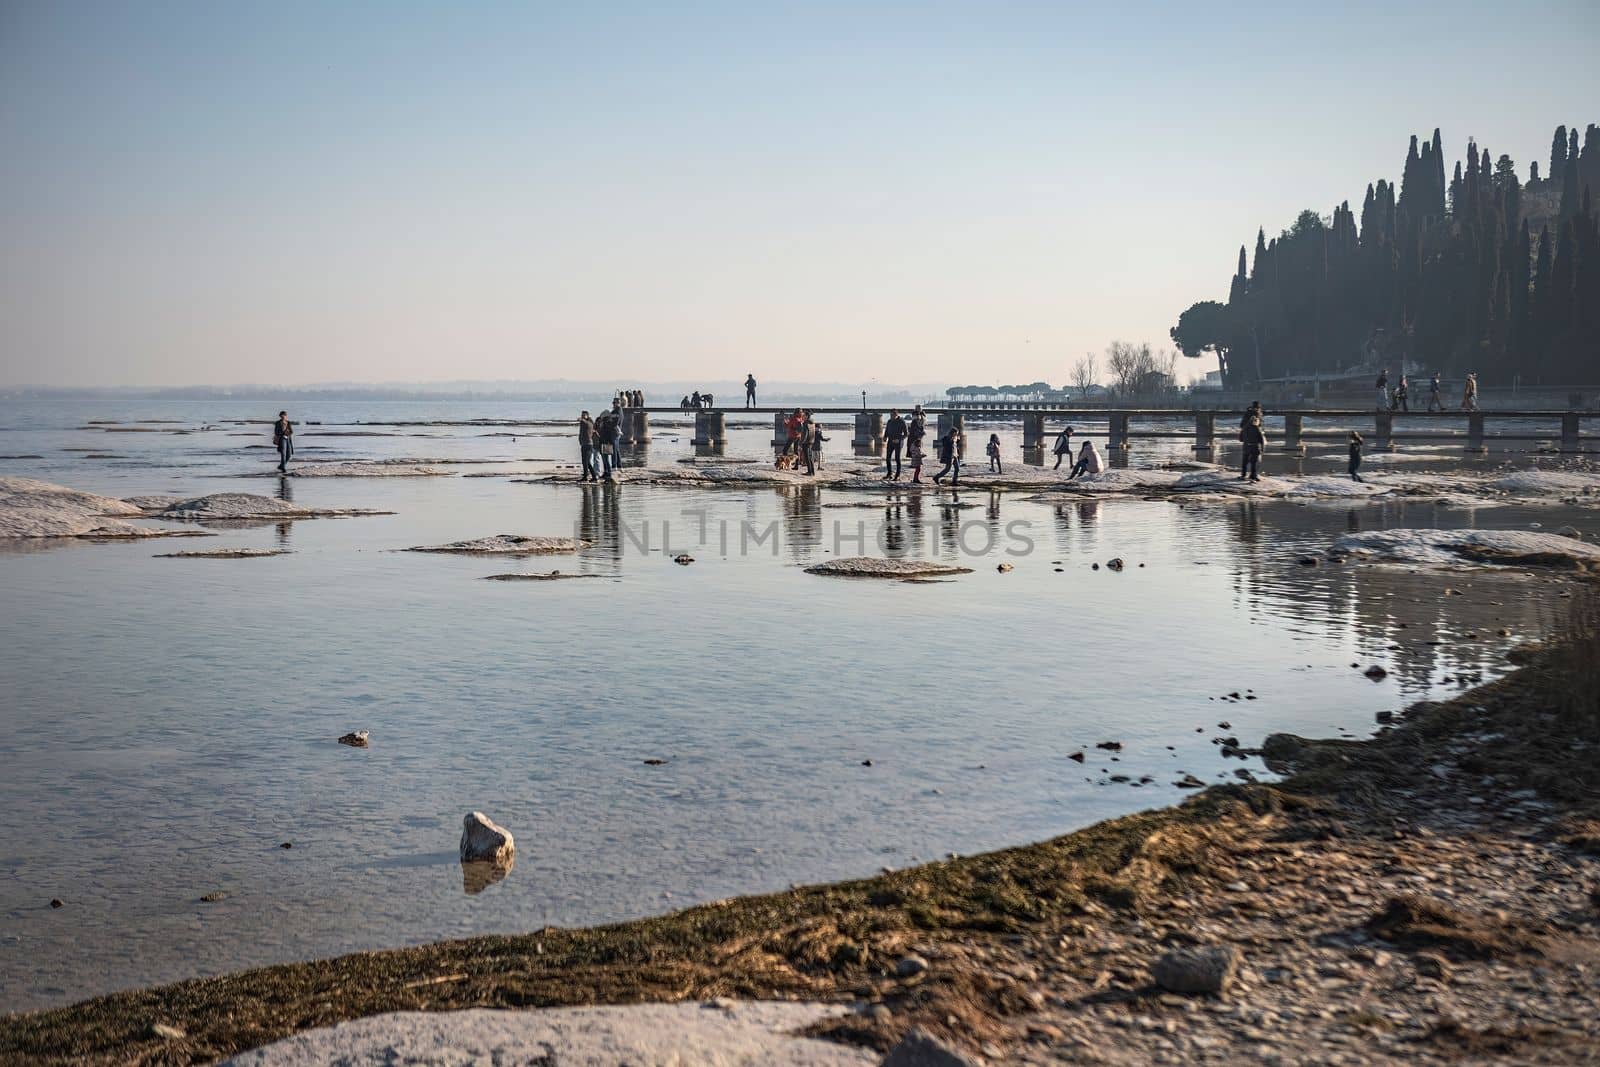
[745,374,757,408]
[1348,431,1365,482]
[1052,426,1074,470]
[577,411,598,482]
[883,409,906,480]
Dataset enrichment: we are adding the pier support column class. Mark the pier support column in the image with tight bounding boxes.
[1283,414,1305,455]
[772,412,789,448]
[1375,411,1394,452]
[706,411,725,445]
[853,412,883,448]
[692,411,709,446]
[631,410,650,444]
[1107,412,1130,451]
[1561,413,1581,453]
[1193,412,1214,452]
[1466,412,1486,453]
[936,412,965,438]
[618,410,637,446]
[1023,413,1045,450]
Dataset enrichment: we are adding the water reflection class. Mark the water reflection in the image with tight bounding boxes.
[461,858,514,896]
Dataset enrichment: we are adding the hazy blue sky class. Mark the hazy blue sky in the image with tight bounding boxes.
[2,1,1597,387]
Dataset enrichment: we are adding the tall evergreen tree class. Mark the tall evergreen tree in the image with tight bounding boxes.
[1551,125,1569,179]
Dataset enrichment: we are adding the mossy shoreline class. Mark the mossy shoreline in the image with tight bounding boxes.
[3,637,1597,1066]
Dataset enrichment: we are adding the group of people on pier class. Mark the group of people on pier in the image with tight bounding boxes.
[1375,369,1477,412]
[679,391,714,409]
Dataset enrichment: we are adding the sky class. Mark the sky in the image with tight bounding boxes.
[2,1,1597,389]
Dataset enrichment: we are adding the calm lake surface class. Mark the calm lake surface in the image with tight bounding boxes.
[0,399,1591,1011]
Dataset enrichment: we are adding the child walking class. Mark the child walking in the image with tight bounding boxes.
[1348,431,1365,482]
[908,439,924,483]
[986,433,1002,473]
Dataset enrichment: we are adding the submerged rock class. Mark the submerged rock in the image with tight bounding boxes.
[153,548,290,559]
[481,571,600,581]
[337,732,369,748]
[459,812,515,865]
[804,557,973,578]
[1333,528,1600,570]
[407,535,592,556]
[272,462,456,477]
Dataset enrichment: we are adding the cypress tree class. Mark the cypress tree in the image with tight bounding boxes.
[1530,160,1541,185]
[1432,128,1447,214]
[1552,125,1569,180]
[1561,150,1581,220]
[1251,228,1268,286]
[1450,162,1464,215]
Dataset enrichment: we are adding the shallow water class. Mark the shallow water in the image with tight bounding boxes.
[0,400,1592,1011]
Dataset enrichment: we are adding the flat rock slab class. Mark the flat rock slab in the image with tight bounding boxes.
[262,463,456,477]
[153,548,291,559]
[407,535,592,555]
[805,557,973,578]
[482,571,602,581]
[1333,528,1600,569]
[0,476,198,539]
[146,493,392,520]
[221,1002,875,1066]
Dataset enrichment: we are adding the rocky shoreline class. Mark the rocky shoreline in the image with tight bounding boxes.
[2,627,1598,1065]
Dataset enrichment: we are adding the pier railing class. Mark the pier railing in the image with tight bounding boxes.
[614,405,1592,453]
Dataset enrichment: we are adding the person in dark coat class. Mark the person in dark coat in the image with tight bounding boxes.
[1240,415,1265,482]
[932,427,959,484]
[883,409,907,480]
[272,411,293,472]
[1348,431,1365,483]
[578,411,598,482]
[745,374,757,408]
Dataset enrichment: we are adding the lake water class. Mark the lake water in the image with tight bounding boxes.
[0,399,1589,1011]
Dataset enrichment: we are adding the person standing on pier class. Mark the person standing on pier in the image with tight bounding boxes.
[745,374,757,408]
[1052,425,1075,470]
[1375,369,1390,411]
[272,411,293,472]
[577,411,598,482]
[1240,414,1266,482]
[1461,373,1479,411]
[884,408,906,480]
[1428,373,1443,411]
[1394,375,1409,412]
[1348,431,1365,482]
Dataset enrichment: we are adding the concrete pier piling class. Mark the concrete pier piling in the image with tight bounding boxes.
[1193,412,1214,452]
[1561,413,1581,453]
[772,413,788,448]
[1375,411,1394,451]
[1466,412,1486,452]
[630,410,649,444]
[692,411,726,446]
[1023,413,1045,450]
[852,412,883,449]
[1107,412,1130,451]
[1283,414,1305,454]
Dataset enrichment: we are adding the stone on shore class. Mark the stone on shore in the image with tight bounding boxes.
[804,557,973,578]
[220,1003,875,1066]
[270,462,456,477]
[1152,944,1240,995]
[1332,528,1600,570]
[459,812,515,865]
[154,548,291,559]
[407,534,592,555]
[880,1028,981,1067]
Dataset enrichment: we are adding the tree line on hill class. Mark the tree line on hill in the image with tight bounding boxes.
[1171,124,1600,389]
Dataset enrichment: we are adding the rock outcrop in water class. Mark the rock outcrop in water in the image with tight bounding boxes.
[152,548,291,559]
[407,535,591,555]
[804,557,973,578]
[145,494,392,521]
[459,812,515,864]
[265,462,456,477]
[0,476,196,539]
[1332,528,1600,570]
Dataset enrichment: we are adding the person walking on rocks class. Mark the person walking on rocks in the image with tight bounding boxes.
[596,409,619,478]
[986,433,1002,473]
[884,409,907,480]
[744,374,757,408]
[1052,425,1075,470]
[908,436,925,483]
[1348,431,1365,483]
[908,406,927,456]
[1240,414,1266,482]
[808,418,827,475]
[1067,438,1102,480]
[932,426,960,485]
[272,411,294,472]
[577,411,599,482]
